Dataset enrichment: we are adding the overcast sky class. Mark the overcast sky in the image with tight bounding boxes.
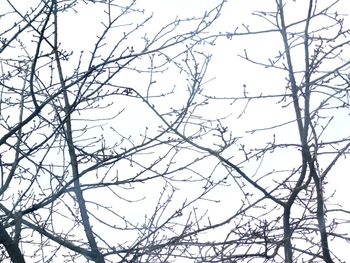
[1,0,350,261]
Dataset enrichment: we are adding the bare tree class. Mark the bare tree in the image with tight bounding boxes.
[1,0,350,262]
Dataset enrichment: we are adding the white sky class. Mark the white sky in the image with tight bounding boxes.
[1,0,350,261]
[66,1,350,260]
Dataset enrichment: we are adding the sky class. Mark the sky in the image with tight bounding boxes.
[71,0,350,260]
[1,0,350,262]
